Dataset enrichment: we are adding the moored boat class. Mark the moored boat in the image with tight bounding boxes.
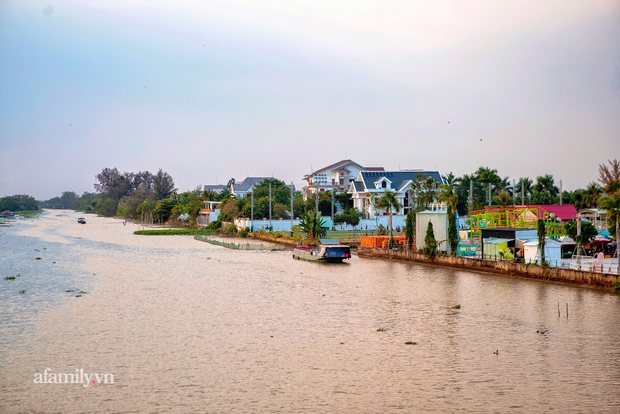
[293,239,351,263]
[1,210,15,218]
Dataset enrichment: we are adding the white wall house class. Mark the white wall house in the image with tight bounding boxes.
[349,170,445,219]
[302,159,384,199]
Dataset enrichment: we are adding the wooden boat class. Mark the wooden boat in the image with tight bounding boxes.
[293,239,351,263]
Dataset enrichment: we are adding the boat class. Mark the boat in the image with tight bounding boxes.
[292,239,351,263]
[0,210,15,218]
[77,218,86,224]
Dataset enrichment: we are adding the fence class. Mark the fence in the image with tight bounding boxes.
[194,234,287,251]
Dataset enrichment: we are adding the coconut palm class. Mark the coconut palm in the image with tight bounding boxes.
[584,183,602,209]
[598,159,620,195]
[299,210,326,240]
[438,184,459,254]
[441,172,460,191]
[376,190,403,235]
[598,192,620,244]
[515,177,533,204]
[493,190,512,207]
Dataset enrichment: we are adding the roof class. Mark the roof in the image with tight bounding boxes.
[533,204,576,221]
[357,171,444,192]
[233,177,272,192]
[302,159,384,179]
[203,185,227,193]
[352,181,365,192]
[320,238,341,245]
[483,238,514,244]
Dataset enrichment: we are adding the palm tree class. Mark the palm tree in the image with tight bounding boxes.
[442,172,460,191]
[299,210,326,240]
[493,190,512,207]
[376,191,403,235]
[584,183,602,209]
[598,192,620,244]
[438,184,459,254]
[516,177,533,204]
[598,159,620,194]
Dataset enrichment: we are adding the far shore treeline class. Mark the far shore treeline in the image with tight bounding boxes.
[7,159,619,240]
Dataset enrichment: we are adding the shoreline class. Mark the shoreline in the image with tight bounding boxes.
[358,247,619,292]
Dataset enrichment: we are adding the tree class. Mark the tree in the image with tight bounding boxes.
[531,174,559,205]
[564,221,598,244]
[376,190,402,234]
[537,219,546,265]
[299,210,326,240]
[598,159,620,195]
[404,210,415,250]
[584,183,602,208]
[153,169,176,200]
[423,222,437,259]
[442,172,460,191]
[598,192,620,243]
[493,190,512,207]
[515,177,533,204]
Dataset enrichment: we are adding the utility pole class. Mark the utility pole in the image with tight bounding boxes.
[315,187,319,212]
[290,181,294,233]
[468,180,473,216]
[560,180,563,205]
[331,186,335,231]
[250,191,254,232]
[488,182,491,206]
[521,183,524,205]
[269,182,272,230]
[512,179,516,206]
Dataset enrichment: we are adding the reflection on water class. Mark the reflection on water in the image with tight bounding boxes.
[1,211,620,412]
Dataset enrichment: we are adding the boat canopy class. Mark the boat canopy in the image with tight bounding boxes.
[319,238,341,245]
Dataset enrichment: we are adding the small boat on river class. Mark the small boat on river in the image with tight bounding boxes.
[77,218,86,224]
[293,239,351,263]
[1,210,15,218]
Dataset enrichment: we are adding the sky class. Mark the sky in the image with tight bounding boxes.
[1,0,619,200]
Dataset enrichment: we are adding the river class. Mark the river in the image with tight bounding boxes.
[1,211,619,412]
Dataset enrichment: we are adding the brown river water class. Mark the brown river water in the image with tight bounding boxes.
[1,211,620,413]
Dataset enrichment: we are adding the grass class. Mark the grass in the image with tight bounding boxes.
[15,210,44,219]
[134,228,216,236]
[612,281,620,294]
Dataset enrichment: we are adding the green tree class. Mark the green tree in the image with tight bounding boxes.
[598,192,620,243]
[537,219,546,265]
[493,190,512,207]
[153,169,176,200]
[598,158,620,195]
[376,190,402,235]
[423,222,437,259]
[299,210,326,240]
[404,210,415,250]
[564,221,598,244]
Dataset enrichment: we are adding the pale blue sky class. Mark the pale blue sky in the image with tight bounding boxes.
[1,0,619,199]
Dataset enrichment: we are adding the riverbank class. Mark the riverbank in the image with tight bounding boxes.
[358,248,619,291]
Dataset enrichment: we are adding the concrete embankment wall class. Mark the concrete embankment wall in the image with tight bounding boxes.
[358,248,619,290]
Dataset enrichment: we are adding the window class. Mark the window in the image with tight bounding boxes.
[382,181,387,188]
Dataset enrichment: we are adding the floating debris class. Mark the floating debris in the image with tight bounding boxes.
[36,257,42,260]
[19,290,27,294]
[66,290,75,293]
[404,341,417,345]
[5,276,16,281]
[376,327,386,332]
[494,350,499,355]
[453,304,461,309]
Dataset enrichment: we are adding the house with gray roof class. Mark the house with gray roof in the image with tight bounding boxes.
[302,159,384,199]
[231,177,295,198]
[349,170,445,218]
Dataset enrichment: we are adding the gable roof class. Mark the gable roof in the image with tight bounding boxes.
[356,171,444,192]
[203,185,227,193]
[232,177,272,193]
[303,159,381,179]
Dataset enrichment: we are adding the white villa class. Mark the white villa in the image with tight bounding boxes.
[349,170,445,219]
[302,159,384,199]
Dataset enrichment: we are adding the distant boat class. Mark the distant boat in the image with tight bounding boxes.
[0,210,15,218]
[293,239,351,263]
[77,218,86,224]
